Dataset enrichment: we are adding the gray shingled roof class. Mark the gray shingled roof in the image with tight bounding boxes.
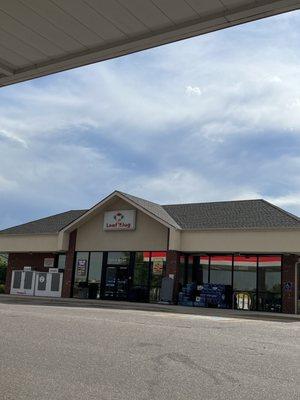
[162,199,300,230]
[0,210,87,235]
[1,195,300,235]
[120,192,181,229]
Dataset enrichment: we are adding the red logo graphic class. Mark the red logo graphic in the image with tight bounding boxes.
[113,212,124,223]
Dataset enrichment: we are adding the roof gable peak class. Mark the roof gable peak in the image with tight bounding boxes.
[61,190,180,232]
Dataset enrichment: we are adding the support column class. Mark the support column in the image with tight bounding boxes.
[166,250,180,303]
[282,254,298,314]
[4,254,13,294]
[61,230,77,298]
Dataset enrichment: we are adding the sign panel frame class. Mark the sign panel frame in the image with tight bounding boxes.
[44,258,55,268]
[103,210,136,231]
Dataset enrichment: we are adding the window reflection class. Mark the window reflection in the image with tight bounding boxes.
[199,256,209,284]
[130,252,150,302]
[193,255,209,285]
[257,256,281,312]
[133,252,149,287]
[74,252,89,283]
[149,252,166,302]
[258,256,281,293]
[107,252,130,265]
[88,252,103,283]
[233,255,257,311]
[233,256,257,291]
[73,252,103,299]
[210,255,232,285]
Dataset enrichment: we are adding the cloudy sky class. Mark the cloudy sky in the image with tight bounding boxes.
[1,10,300,229]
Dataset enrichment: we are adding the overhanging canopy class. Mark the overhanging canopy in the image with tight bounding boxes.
[0,0,299,87]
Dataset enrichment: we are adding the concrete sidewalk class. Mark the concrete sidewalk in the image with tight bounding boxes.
[0,294,299,322]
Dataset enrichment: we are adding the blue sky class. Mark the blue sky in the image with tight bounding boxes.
[1,10,300,229]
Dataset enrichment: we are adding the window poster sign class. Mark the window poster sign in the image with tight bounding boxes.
[103,210,136,231]
[152,260,164,275]
[77,259,87,277]
[44,258,55,268]
[49,268,59,274]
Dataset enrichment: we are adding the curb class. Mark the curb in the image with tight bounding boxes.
[0,294,299,322]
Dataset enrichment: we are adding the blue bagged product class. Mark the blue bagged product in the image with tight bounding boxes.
[178,283,196,306]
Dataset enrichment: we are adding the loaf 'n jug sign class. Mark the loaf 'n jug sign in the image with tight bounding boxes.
[103,210,136,231]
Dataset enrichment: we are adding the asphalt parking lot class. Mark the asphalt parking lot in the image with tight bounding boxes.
[0,302,299,400]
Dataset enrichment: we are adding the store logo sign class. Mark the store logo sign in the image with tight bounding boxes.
[104,210,136,231]
[114,212,125,223]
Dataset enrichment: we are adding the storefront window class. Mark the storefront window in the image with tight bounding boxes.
[131,252,150,302]
[233,256,257,291]
[178,255,208,287]
[73,252,89,299]
[198,256,209,284]
[73,252,103,299]
[233,255,257,310]
[257,256,281,312]
[133,252,149,287]
[149,252,166,302]
[210,255,232,285]
[88,252,103,283]
[258,256,281,292]
[177,254,282,311]
[74,252,89,283]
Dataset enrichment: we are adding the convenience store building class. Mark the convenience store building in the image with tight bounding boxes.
[0,190,299,314]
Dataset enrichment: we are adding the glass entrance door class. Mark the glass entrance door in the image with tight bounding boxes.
[103,266,117,299]
[103,265,129,300]
[102,252,130,300]
[115,266,129,300]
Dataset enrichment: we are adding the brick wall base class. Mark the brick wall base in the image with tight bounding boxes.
[282,254,298,314]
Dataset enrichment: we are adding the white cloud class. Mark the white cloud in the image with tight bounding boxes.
[265,193,300,216]
[266,75,282,84]
[0,129,28,148]
[185,86,202,96]
[1,10,300,226]
[119,169,262,205]
[0,175,17,192]
[2,26,300,146]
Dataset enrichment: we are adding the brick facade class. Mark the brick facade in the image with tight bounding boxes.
[166,250,180,303]
[5,252,57,294]
[61,230,77,298]
[282,254,298,314]
[4,230,77,298]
